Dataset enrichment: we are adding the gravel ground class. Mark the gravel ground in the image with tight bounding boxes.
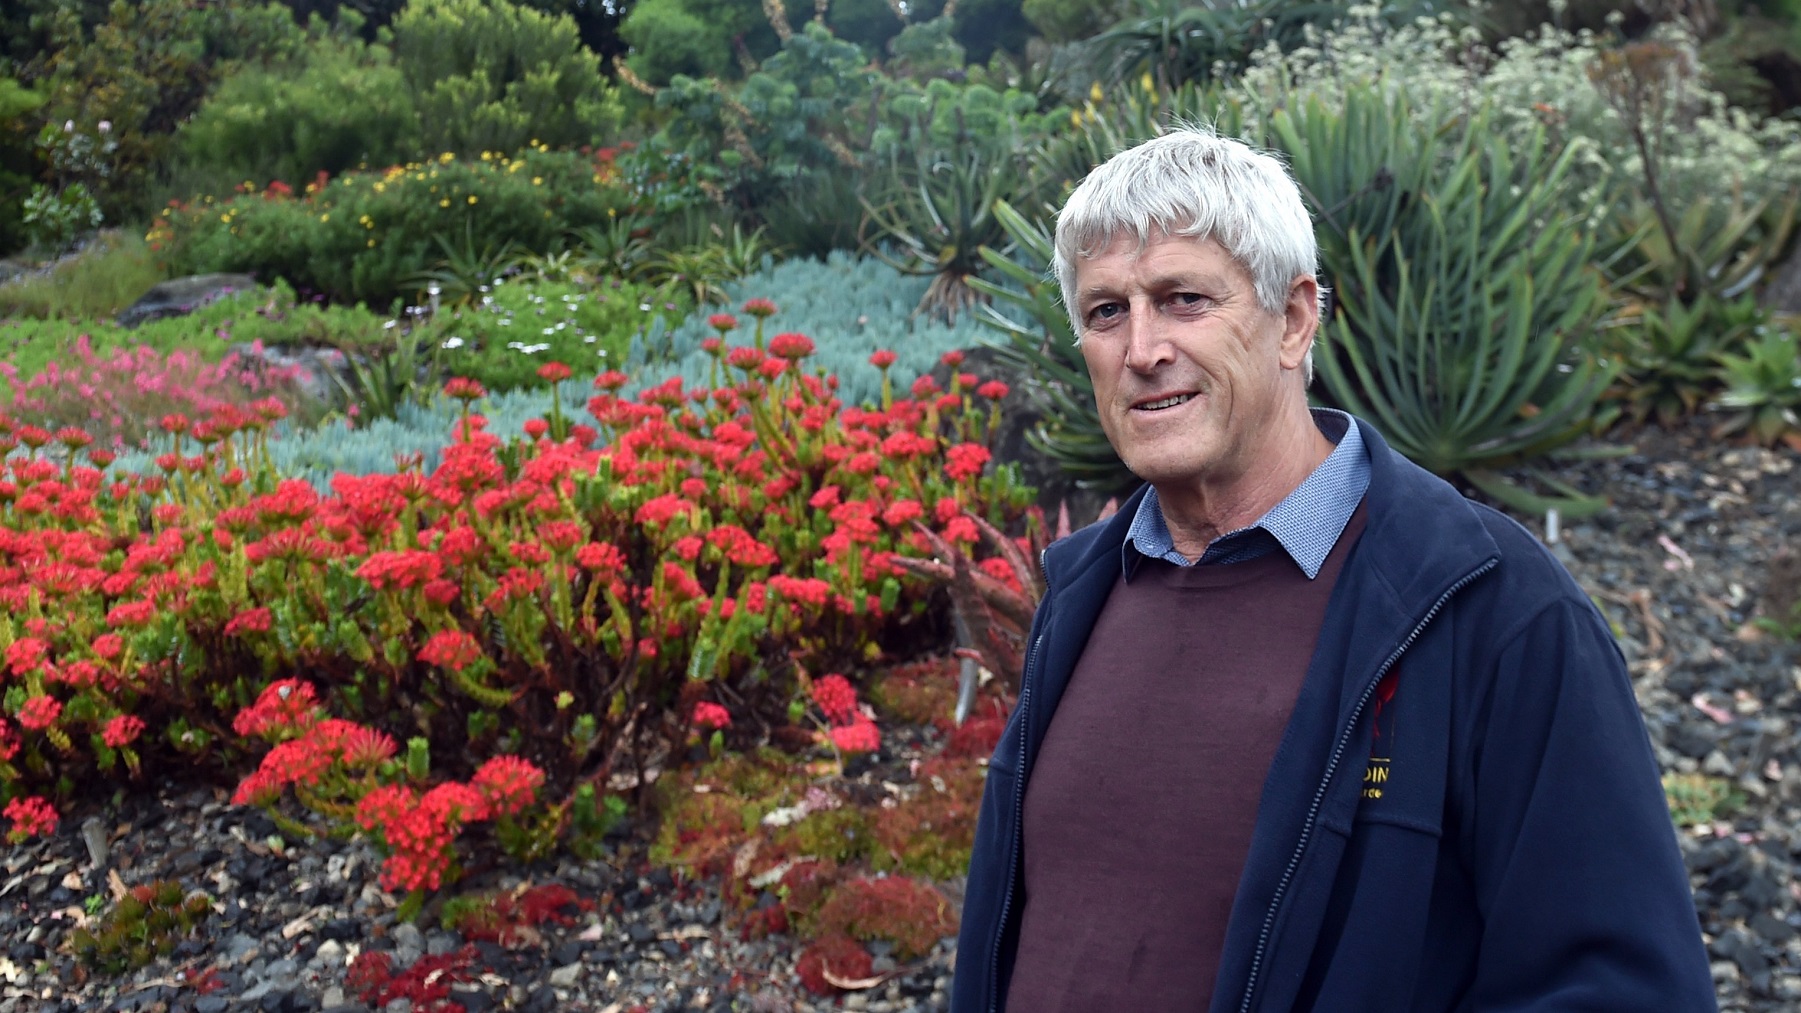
[2,417,1798,1012]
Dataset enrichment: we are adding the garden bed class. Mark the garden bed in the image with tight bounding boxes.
[0,418,1795,1013]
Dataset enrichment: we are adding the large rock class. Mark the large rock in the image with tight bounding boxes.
[117,273,261,329]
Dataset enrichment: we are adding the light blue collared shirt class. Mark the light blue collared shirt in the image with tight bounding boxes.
[1122,408,1371,581]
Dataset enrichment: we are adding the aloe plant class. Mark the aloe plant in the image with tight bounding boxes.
[1268,85,1614,513]
[1713,322,1801,446]
[860,84,1054,324]
[1602,191,1799,306]
[1607,294,1762,428]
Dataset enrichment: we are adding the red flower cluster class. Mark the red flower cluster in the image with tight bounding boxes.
[418,629,484,672]
[232,679,321,739]
[3,796,57,840]
[812,674,859,725]
[693,701,732,730]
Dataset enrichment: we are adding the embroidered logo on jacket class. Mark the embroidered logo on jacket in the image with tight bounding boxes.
[1362,666,1400,801]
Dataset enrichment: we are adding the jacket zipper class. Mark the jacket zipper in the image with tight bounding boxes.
[1235,558,1497,1013]
[987,552,1052,1013]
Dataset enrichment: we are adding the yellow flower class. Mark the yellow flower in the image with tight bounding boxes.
[1091,81,1105,103]
[532,177,542,186]
[367,239,376,248]
[320,213,330,222]
[481,151,493,162]
[220,213,231,223]
[439,151,455,164]
[374,182,385,193]
[467,195,477,204]
[439,198,450,208]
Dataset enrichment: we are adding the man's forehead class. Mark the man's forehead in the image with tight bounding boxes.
[1074,231,1236,272]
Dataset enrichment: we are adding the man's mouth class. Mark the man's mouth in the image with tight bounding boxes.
[1134,393,1196,411]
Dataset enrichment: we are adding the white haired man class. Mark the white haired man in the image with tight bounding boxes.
[951,128,1715,1012]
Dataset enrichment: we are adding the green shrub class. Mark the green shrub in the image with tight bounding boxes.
[0,230,166,321]
[651,23,876,208]
[0,76,46,256]
[174,26,420,198]
[1603,293,1764,428]
[31,0,308,219]
[1662,772,1743,827]
[155,147,636,307]
[391,0,625,156]
[1712,319,1801,446]
[417,275,683,392]
[69,880,213,974]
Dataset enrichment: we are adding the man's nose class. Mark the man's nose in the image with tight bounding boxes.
[1122,302,1172,373]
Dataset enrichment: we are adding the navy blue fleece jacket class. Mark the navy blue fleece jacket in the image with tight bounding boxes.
[952,420,1715,1013]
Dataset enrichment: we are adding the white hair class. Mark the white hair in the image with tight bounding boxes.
[1052,126,1325,380]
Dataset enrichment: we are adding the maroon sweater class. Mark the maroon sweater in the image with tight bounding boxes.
[1006,509,1366,1011]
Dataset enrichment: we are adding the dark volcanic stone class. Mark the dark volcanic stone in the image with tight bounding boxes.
[116,273,260,328]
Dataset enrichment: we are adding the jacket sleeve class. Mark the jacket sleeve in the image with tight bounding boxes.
[1458,596,1716,1011]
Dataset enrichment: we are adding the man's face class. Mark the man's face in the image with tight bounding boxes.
[1073,232,1316,499]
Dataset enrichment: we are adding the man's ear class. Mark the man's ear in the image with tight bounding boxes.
[1279,274,1321,371]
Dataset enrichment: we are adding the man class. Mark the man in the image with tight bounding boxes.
[951,129,1715,1012]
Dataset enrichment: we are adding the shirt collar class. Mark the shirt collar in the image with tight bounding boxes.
[1121,408,1370,580]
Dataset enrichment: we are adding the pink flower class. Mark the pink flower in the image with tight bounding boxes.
[418,629,484,672]
[472,755,545,818]
[869,349,897,369]
[768,332,815,360]
[811,675,859,725]
[945,443,992,482]
[830,718,880,755]
[693,701,732,730]
[17,695,61,732]
[741,297,778,318]
[444,377,487,401]
[223,607,273,636]
[4,797,58,839]
[102,715,144,749]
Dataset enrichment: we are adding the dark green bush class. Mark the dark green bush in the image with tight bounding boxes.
[175,26,420,196]
[157,148,636,307]
[390,0,625,156]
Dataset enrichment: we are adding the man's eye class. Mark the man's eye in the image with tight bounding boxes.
[1088,302,1123,322]
[1172,292,1207,307]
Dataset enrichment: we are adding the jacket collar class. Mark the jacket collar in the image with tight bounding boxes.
[1042,418,1500,611]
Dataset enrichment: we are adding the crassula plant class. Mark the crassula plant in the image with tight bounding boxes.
[0,313,1034,897]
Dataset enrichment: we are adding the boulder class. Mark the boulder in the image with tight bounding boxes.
[226,342,352,409]
[117,273,261,329]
